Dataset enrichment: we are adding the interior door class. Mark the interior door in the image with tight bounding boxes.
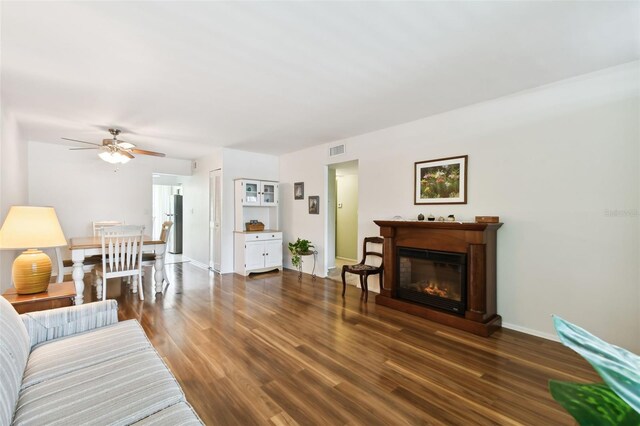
[209,169,222,271]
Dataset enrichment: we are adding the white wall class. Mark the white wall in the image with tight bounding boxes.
[279,61,640,351]
[28,141,191,255]
[181,150,222,269]
[280,145,328,275]
[0,110,29,292]
[181,148,279,273]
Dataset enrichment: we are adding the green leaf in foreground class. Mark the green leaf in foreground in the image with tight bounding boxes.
[549,381,640,426]
[553,316,640,413]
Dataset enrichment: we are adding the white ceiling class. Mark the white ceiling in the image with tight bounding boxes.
[2,1,638,160]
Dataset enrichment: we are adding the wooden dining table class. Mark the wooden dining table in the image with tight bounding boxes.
[68,235,166,304]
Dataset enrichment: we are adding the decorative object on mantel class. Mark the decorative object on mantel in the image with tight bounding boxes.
[294,182,304,200]
[373,219,503,337]
[414,155,468,205]
[308,196,319,214]
[447,214,455,221]
[427,214,435,221]
[0,206,67,294]
[549,316,640,425]
[437,216,445,222]
[476,215,500,223]
[417,213,425,221]
[288,238,316,280]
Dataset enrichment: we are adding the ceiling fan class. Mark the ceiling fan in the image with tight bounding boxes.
[63,128,166,164]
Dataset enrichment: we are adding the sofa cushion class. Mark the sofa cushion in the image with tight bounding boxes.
[13,349,184,426]
[0,296,30,426]
[134,402,202,425]
[22,320,150,389]
[21,300,119,349]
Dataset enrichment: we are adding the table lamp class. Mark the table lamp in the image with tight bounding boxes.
[0,206,67,294]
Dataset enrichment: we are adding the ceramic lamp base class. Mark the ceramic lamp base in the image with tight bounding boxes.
[12,249,52,294]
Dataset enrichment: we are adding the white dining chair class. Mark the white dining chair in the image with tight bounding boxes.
[95,225,145,301]
[141,221,173,288]
[49,247,99,283]
[92,220,124,236]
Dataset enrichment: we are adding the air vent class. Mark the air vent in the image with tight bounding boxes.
[329,144,346,157]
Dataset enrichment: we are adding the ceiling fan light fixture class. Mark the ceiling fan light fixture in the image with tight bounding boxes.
[120,154,131,164]
[98,148,129,164]
[66,128,165,162]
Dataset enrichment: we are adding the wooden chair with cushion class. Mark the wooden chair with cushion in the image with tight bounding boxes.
[341,237,384,302]
[95,226,145,301]
[141,221,173,288]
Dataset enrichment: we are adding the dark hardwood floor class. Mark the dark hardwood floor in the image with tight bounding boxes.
[79,264,598,425]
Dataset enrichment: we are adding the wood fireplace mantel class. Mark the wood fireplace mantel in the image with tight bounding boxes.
[374,220,503,337]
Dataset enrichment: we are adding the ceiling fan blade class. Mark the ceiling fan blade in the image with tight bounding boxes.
[130,148,166,157]
[62,137,101,146]
[69,147,99,150]
[121,150,135,159]
[117,141,135,149]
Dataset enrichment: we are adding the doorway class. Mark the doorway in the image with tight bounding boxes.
[209,169,222,272]
[326,160,359,280]
[151,175,183,264]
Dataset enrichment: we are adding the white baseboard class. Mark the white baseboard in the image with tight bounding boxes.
[502,322,559,342]
[182,257,209,271]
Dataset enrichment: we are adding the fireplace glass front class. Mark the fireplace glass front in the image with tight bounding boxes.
[396,247,467,314]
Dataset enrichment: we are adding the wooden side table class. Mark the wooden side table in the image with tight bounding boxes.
[2,282,76,314]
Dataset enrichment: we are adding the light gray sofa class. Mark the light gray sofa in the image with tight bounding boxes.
[0,296,203,425]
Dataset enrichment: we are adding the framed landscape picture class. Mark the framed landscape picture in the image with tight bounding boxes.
[308,196,319,214]
[294,182,304,200]
[414,155,467,204]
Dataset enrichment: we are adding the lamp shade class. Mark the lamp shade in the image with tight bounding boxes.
[99,148,130,164]
[0,206,67,249]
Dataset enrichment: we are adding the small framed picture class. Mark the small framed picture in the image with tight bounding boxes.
[414,155,468,204]
[294,182,304,200]
[308,196,319,214]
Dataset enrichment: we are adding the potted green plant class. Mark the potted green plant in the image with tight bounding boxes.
[549,316,640,425]
[288,238,314,269]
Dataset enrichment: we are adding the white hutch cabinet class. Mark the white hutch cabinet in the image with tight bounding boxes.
[234,179,282,276]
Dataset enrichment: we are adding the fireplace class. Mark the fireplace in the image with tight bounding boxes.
[397,248,467,315]
[373,220,502,336]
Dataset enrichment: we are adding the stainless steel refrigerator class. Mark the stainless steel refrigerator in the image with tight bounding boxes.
[168,194,183,254]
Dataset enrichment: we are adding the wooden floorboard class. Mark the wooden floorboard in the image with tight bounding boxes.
[79,264,598,425]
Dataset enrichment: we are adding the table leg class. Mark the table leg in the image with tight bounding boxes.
[154,245,166,293]
[72,261,85,305]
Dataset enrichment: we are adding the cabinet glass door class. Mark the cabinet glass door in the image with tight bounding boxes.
[244,181,260,205]
[261,182,278,206]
